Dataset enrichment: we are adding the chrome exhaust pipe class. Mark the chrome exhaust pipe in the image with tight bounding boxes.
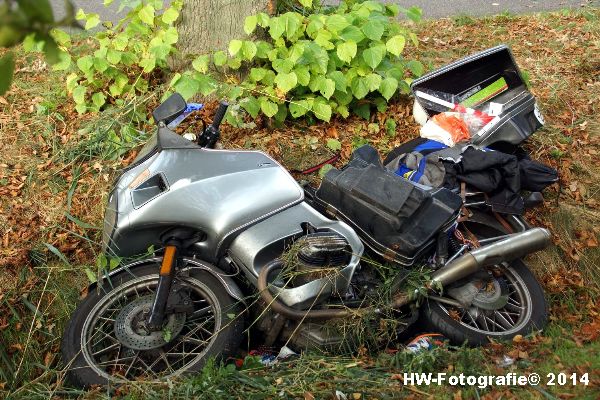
[430,227,551,287]
[392,228,551,308]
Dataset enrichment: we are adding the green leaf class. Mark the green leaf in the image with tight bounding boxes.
[353,103,371,120]
[109,74,129,96]
[72,85,87,104]
[42,36,61,64]
[361,20,385,41]
[281,12,300,39]
[298,0,313,7]
[229,39,243,56]
[362,44,386,70]
[326,14,349,34]
[52,50,71,71]
[195,74,218,96]
[93,57,109,72]
[315,30,334,50]
[386,35,406,57]
[192,55,209,73]
[107,49,122,64]
[76,55,93,73]
[312,98,332,122]
[294,66,310,86]
[213,51,227,66]
[173,75,199,100]
[51,29,71,46]
[306,16,324,38]
[386,4,400,17]
[84,267,97,283]
[272,59,294,74]
[274,104,288,122]
[260,98,278,118]
[227,56,242,70]
[0,53,15,95]
[138,4,155,26]
[240,96,260,118]
[337,40,357,64]
[241,41,257,61]
[365,73,382,91]
[85,13,101,30]
[92,92,106,108]
[257,13,270,28]
[327,138,341,151]
[317,77,335,99]
[250,67,267,82]
[350,77,369,100]
[162,7,179,24]
[337,104,350,118]
[244,15,258,35]
[139,56,156,72]
[274,72,298,93]
[289,99,310,118]
[113,34,128,51]
[268,16,285,40]
[406,60,424,77]
[328,71,347,93]
[340,26,365,43]
[402,6,423,23]
[379,77,398,101]
[22,34,42,52]
[66,73,78,92]
[163,26,178,45]
[386,66,404,81]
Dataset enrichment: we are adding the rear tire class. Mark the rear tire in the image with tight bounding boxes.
[422,260,547,346]
[61,261,244,388]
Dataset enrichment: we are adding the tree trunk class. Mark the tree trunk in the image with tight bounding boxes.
[175,0,272,67]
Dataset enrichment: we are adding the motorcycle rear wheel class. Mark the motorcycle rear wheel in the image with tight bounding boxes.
[422,258,547,345]
[61,262,244,388]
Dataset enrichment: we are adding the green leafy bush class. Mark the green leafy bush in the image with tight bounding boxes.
[59,0,423,123]
[184,0,423,122]
[58,0,184,113]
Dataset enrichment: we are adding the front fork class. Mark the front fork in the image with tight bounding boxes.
[147,243,178,331]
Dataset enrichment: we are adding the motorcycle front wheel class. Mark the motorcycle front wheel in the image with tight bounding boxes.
[61,262,244,388]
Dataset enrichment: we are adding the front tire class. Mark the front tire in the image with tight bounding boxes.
[61,261,244,388]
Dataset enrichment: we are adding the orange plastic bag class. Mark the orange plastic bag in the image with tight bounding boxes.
[432,113,471,144]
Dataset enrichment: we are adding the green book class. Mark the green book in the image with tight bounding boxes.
[460,77,508,108]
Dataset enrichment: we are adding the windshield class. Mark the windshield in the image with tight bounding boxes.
[131,132,159,165]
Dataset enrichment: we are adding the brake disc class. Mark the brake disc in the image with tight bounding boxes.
[472,278,509,310]
[114,295,186,350]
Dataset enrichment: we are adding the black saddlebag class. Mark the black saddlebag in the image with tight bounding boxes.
[316,147,462,265]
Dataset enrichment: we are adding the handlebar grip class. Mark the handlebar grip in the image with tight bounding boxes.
[211,101,229,129]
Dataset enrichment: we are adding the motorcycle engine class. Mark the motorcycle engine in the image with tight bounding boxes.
[290,232,350,286]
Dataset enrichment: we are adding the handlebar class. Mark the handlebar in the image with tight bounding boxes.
[212,101,229,129]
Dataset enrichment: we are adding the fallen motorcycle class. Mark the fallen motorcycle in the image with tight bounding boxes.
[62,46,553,387]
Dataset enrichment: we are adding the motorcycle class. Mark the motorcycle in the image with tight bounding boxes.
[61,91,551,387]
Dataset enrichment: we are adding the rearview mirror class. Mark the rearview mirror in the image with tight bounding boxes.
[153,93,186,125]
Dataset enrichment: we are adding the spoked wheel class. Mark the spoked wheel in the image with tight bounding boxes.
[62,262,244,387]
[422,249,547,345]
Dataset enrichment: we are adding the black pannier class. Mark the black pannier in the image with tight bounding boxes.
[316,146,462,266]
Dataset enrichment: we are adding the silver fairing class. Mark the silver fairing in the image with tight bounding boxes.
[103,146,304,261]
